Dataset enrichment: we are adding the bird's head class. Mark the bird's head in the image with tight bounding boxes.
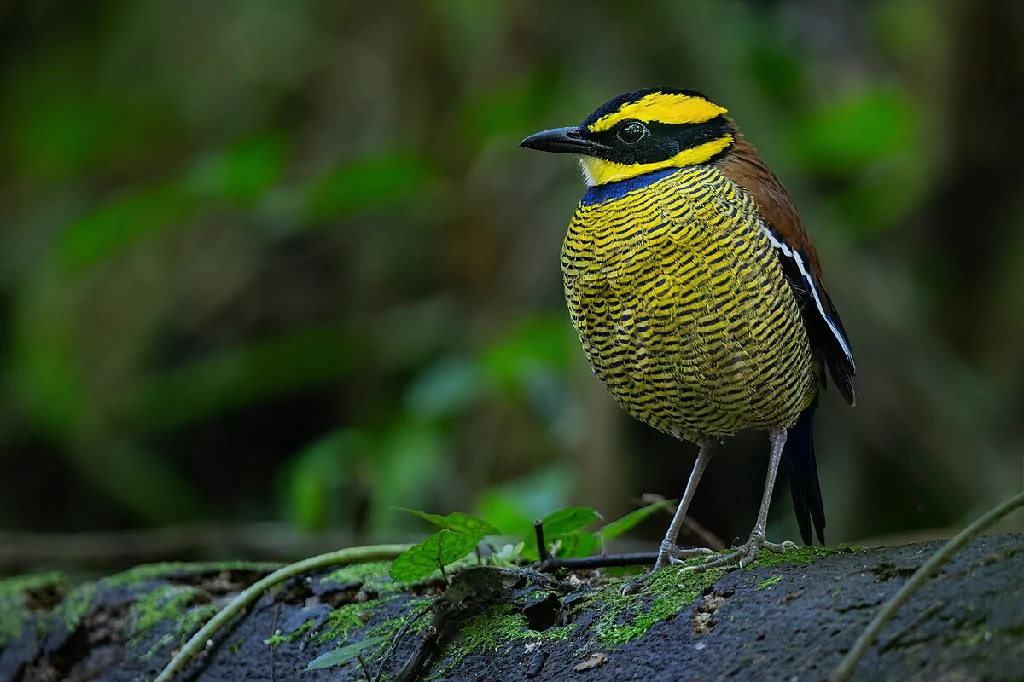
[520,87,736,186]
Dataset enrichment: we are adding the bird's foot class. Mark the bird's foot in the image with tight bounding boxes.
[620,574,649,596]
[677,534,797,573]
[620,541,715,595]
[657,539,714,569]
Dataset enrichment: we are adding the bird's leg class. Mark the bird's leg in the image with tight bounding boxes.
[655,437,718,569]
[621,438,717,595]
[680,428,796,573]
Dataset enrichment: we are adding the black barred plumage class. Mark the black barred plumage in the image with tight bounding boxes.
[521,87,855,577]
[563,166,816,442]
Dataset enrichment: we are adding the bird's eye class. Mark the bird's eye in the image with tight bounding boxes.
[618,121,647,144]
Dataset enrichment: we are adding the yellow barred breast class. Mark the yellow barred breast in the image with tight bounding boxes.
[562,166,817,442]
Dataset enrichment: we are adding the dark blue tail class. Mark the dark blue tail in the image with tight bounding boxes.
[784,398,826,546]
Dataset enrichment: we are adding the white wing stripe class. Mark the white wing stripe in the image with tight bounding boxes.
[760,223,855,367]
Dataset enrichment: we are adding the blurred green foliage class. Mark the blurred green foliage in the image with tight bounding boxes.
[0,0,1021,571]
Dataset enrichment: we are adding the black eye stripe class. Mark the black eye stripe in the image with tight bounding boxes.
[584,115,732,165]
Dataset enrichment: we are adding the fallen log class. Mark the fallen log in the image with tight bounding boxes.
[1,534,1021,681]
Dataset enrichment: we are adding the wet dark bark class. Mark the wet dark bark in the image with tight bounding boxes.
[1,534,1021,682]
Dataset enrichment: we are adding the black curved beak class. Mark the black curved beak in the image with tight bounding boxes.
[520,126,602,155]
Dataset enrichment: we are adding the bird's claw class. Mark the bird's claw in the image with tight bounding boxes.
[678,535,796,573]
[667,549,714,564]
[655,540,713,570]
[618,542,716,595]
[621,574,648,596]
[768,540,797,553]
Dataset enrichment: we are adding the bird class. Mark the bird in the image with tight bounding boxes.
[520,87,855,572]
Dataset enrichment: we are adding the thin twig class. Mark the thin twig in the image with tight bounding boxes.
[681,517,726,551]
[154,544,411,682]
[373,600,435,682]
[642,493,726,550]
[533,519,550,563]
[830,490,1024,682]
[536,552,660,572]
[393,624,443,682]
[357,654,372,682]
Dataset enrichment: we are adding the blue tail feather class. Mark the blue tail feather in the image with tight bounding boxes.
[784,399,826,546]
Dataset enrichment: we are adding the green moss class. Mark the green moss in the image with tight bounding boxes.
[127,584,217,659]
[0,572,70,644]
[319,556,484,595]
[320,558,458,595]
[744,544,856,569]
[267,617,318,647]
[0,561,278,652]
[55,583,97,632]
[307,595,435,675]
[0,572,68,598]
[104,561,279,588]
[321,561,399,592]
[408,602,437,635]
[371,597,434,641]
[592,564,727,645]
[318,601,379,644]
[317,595,433,644]
[432,604,575,679]
[581,544,858,646]
[757,575,782,590]
[128,585,203,639]
[177,603,218,639]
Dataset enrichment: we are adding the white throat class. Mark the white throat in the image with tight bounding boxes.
[577,157,597,187]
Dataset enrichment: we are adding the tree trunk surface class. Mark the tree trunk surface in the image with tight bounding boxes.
[0,534,1021,682]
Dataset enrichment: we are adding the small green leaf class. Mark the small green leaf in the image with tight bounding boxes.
[389,529,482,582]
[596,500,675,541]
[556,530,597,558]
[522,506,602,560]
[540,506,602,538]
[399,509,500,536]
[305,636,386,670]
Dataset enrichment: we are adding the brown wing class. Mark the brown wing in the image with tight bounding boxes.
[718,135,856,406]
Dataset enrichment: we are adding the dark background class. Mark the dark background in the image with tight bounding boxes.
[1,0,1021,576]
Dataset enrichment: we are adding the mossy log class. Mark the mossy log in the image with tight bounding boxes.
[1,535,1021,682]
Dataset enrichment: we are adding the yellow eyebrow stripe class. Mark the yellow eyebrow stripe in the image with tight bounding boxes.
[582,136,734,185]
[587,93,727,132]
